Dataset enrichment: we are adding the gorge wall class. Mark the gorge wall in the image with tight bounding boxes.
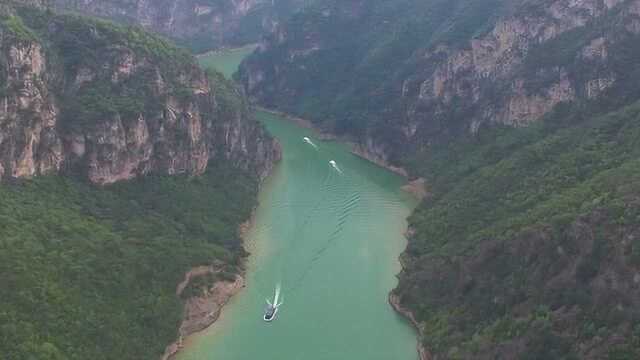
[51,0,306,52]
[0,4,280,185]
[239,0,640,164]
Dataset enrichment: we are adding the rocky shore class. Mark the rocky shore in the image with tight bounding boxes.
[161,266,246,360]
[389,294,431,360]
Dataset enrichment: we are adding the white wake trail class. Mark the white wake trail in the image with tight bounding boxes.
[303,137,318,149]
[329,160,343,174]
[274,283,283,307]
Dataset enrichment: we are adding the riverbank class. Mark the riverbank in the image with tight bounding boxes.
[162,266,246,360]
[161,175,268,360]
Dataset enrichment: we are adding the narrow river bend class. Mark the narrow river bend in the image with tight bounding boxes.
[178,55,419,360]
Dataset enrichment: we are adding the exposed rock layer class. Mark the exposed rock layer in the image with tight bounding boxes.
[52,0,306,51]
[240,0,640,162]
[0,8,280,184]
[162,266,245,360]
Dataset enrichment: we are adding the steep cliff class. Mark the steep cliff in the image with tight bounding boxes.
[0,5,279,185]
[239,0,640,163]
[51,0,306,52]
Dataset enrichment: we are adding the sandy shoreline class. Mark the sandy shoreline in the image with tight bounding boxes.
[161,267,246,360]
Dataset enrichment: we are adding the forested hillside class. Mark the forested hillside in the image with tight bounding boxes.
[0,2,278,359]
[0,165,257,360]
[397,99,640,359]
[238,0,640,358]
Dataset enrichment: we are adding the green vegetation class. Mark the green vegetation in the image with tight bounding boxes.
[240,0,519,134]
[208,69,245,118]
[0,5,264,359]
[1,14,38,41]
[398,99,640,357]
[237,0,640,356]
[16,8,194,71]
[406,100,640,255]
[6,7,205,131]
[0,162,257,360]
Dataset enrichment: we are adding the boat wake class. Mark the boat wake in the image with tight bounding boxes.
[303,137,319,150]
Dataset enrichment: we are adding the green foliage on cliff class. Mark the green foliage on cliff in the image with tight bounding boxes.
[208,69,245,117]
[407,100,640,255]
[399,99,640,357]
[0,162,257,360]
[239,0,517,134]
[16,7,194,71]
[1,14,38,41]
[7,7,210,131]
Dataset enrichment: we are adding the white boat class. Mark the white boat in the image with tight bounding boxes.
[263,303,278,322]
[263,286,282,322]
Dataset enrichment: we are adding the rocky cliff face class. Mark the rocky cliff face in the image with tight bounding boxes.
[52,0,306,52]
[404,0,632,132]
[240,0,640,163]
[0,7,279,185]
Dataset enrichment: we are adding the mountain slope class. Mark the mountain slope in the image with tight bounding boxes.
[0,4,279,359]
[0,165,258,360]
[0,4,279,184]
[396,99,640,359]
[239,0,640,163]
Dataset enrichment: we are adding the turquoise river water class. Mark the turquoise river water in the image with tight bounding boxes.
[176,53,419,360]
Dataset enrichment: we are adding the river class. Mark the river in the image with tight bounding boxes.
[177,51,419,360]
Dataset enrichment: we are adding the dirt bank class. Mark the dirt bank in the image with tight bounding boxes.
[162,266,245,360]
[389,293,431,360]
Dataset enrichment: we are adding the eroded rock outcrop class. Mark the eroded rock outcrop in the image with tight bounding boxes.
[406,0,627,131]
[0,7,279,185]
[240,0,640,159]
[52,0,306,51]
